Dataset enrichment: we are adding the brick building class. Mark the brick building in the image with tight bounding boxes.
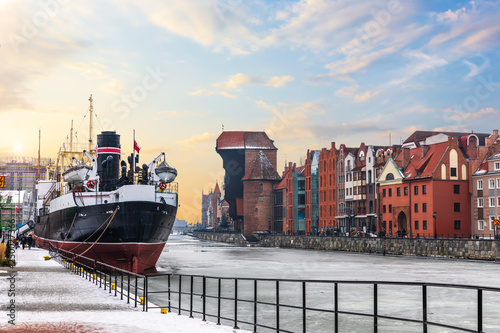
[216,131,280,236]
[377,134,479,238]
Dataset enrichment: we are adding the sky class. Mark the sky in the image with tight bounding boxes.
[1,0,500,224]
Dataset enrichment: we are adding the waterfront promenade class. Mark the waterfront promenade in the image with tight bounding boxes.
[0,246,248,333]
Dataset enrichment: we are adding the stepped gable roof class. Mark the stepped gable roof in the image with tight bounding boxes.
[216,131,277,150]
[402,142,448,179]
[242,151,281,181]
[275,168,292,190]
[475,147,500,175]
[403,130,490,146]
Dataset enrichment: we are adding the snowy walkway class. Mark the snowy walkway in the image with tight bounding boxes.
[0,247,250,333]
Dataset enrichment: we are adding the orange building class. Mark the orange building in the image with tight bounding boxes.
[377,136,472,238]
[317,143,338,234]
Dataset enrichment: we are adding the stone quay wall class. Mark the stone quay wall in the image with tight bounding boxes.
[192,232,249,244]
[192,233,500,260]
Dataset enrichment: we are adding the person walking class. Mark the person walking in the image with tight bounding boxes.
[20,235,26,250]
[27,234,33,250]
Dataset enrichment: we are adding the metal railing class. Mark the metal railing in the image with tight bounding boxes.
[145,274,500,333]
[50,247,148,311]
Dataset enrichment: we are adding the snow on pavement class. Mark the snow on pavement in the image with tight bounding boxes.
[0,247,250,333]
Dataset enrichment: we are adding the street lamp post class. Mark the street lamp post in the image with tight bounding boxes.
[433,211,437,239]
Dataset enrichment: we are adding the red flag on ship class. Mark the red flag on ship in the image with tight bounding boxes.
[134,140,141,153]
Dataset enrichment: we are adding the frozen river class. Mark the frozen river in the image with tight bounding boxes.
[151,235,500,332]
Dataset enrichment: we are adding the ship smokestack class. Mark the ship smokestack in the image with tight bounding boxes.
[97,131,121,191]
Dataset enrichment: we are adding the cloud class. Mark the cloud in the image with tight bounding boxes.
[335,84,378,102]
[191,73,294,98]
[463,57,489,81]
[265,75,295,87]
[64,62,108,80]
[444,107,500,123]
[429,1,500,54]
[178,132,217,152]
[388,51,448,86]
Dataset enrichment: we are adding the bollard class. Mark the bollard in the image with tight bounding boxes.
[161,308,168,314]
[139,297,147,305]
[43,256,50,260]
[111,283,116,290]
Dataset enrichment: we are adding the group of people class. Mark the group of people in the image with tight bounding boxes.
[17,234,33,250]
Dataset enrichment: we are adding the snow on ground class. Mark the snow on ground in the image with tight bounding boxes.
[0,247,250,333]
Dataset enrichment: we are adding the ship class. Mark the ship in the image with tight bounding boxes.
[34,96,177,273]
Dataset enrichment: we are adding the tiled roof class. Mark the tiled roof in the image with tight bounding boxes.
[403,130,490,146]
[242,151,281,181]
[402,142,448,179]
[216,131,277,150]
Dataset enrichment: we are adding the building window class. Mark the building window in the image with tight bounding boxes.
[260,184,263,192]
[415,220,419,230]
[423,220,427,230]
[489,179,495,189]
[477,180,483,190]
[454,220,461,230]
[495,162,500,170]
[489,197,495,207]
[454,203,460,212]
[404,187,408,196]
[383,189,386,197]
[397,187,401,196]
[450,167,457,177]
[478,220,485,230]
[259,196,264,202]
[414,203,418,212]
[453,184,460,194]
[422,185,427,194]
[389,204,392,213]
[490,216,496,229]
[383,205,386,213]
[422,203,427,212]
[414,186,418,195]
[497,178,500,189]
[478,198,483,208]
[498,197,500,207]
[388,188,392,197]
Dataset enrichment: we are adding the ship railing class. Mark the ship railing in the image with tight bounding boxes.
[145,273,500,333]
[50,247,148,311]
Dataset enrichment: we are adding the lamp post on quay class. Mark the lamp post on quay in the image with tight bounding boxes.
[433,211,437,239]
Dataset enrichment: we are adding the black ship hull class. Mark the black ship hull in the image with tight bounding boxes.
[34,201,177,273]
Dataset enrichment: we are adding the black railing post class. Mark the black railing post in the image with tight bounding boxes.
[234,278,239,330]
[134,275,138,308]
[334,283,338,333]
[168,274,171,312]
[422,285,427,333]
[143,275,148,312]
[114,269,118,297]
[120,271,124,300]
[190,275,194,318]
[217,278,221,325]
[178,275,182,315]
[109,269,112,294]
[202,276,206,322]
[374,283,378,333]
[276,280,280,332]
[253,279,257,333]
[478,288,483,333]
[127,274,131,304]
[302,281,306,333]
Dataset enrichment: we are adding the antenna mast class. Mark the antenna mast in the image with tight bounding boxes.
[88,94,94,151]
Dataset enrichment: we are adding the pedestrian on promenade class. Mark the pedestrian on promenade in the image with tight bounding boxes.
[27,234,33,250]
[21,235,26,250]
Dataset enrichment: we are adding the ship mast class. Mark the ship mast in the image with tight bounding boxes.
[88,94,94,152]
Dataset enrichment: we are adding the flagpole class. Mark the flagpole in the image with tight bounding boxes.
[132,130,136,184]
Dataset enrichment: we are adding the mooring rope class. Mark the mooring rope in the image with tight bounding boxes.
[67,207,119,254]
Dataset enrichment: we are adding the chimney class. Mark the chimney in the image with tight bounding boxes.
[402,147,411,169]
[331,142,336,150]
[421,144,429,158]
